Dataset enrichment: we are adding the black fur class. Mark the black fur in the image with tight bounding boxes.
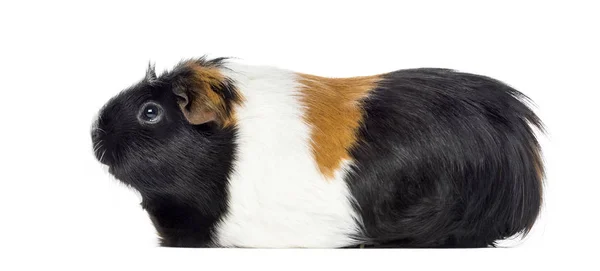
[91,57,236,247]
[346,68,544,248]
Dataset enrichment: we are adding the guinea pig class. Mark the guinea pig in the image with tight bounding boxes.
[91,56,544,248]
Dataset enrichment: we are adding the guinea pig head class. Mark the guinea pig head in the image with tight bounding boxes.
[90,58,241,196]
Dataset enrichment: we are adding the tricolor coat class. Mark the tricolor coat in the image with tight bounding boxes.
[91,57,544,248]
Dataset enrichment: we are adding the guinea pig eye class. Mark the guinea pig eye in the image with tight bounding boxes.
[138,102,163,124]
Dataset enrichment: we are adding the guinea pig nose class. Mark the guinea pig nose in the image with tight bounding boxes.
[91,128,103,141]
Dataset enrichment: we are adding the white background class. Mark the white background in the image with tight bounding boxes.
[0,0,598,269]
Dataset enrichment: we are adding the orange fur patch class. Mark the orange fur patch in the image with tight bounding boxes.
[184,62,243,127]
[297,73,382,178]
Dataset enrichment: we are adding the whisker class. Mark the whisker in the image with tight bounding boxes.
[93,140,104,153]
[100,150,107,162]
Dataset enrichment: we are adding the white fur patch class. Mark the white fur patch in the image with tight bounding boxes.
[213,62,362,248]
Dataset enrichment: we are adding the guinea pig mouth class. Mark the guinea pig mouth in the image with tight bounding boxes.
[93,142,109,166]
[91,128,111,166]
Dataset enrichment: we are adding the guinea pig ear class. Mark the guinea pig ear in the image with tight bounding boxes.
[170,60,242,126]
[172,85,218,125]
